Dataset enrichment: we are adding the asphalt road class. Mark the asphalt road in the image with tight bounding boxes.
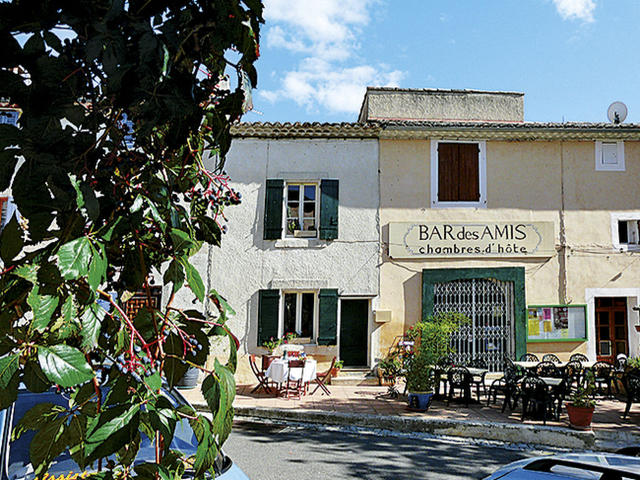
[223,420,539,480]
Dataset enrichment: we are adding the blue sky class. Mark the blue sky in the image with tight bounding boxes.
[244,0,640,124]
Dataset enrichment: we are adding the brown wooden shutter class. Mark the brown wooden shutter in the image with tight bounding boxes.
[437,143,458,201]
[457,143,480,201]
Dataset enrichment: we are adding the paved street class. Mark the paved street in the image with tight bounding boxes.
[224,420,543,480]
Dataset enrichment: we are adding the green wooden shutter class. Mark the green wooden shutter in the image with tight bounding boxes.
[317,289,338,345]
[258,289,279,346]
[263,179,284,240]
[319,179,339,240]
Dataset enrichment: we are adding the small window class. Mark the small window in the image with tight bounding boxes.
[285,183,317,238]
[595,140,625,171]
[282,291,316,338]
[431,140,486,208]
[615,218,640,249]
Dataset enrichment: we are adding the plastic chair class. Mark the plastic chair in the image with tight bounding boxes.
[519,376,556,425]
[469,357,488,402]
[569,353,589,363]
[622,369,640,419]
[311,356,335,396]
[591,361,614,397]
[536,361,561,378]
[563,360,583,393]
[487,364,521,412]
[249,354,272,394]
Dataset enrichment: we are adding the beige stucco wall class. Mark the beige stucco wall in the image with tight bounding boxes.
[378,138,640,362]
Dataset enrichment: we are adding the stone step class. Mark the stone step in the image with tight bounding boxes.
[330,368,380,386]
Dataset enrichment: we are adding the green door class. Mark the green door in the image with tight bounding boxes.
[339,299,369,367]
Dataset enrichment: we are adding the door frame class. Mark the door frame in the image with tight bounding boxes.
[338,296,372,368]
[422,267,527,360]
[586,288,640,360]
[594,297,628,362]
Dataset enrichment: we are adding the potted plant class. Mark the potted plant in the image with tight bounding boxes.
[261,337,282,370]
[405,312,469,411]
[566,370,597,430]
[330,360,344,378]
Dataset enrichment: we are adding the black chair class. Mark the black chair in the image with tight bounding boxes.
[590,361,614,397]
[435,356,454,397]
[563,360,583,393]
[447,367,473,407]
[520,353,539,362]
[535,361,561,378]
[569,353,589,363]
[542,353,561,364]
[519,376,556,425]
[487,364,521,412]
[469,358,488,402]
[622,369,640,420]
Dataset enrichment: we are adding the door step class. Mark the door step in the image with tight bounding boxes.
[331,368,379,386]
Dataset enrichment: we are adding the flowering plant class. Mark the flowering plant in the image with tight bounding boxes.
[262,337,282,354]
[283,332,298,343]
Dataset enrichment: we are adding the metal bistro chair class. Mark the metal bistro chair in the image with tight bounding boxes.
[447,366,473,407]
[284,358,307,399]
[469,357,488,402]
[487,364,521,412]
[563,360,583,393]
[542,353,561,364]
[591,361,615,398]
[435,356,454,398]
[622,369,640,420]
[535,361,562,378]
[249,354,273,394]
[569,353,589,363]
[519,376,556,425]
[519,353,540,362]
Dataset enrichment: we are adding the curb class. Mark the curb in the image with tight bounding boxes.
[193,402,635,450]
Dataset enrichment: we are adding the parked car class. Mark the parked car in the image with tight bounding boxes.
[0,387,249,480]
[483,449,640,479]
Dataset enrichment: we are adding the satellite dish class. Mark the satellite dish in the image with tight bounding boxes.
[607,101,628,124]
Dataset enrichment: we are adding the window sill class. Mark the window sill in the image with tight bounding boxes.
[274,238,328,249]
[614,244,640,252]
[431,201,487,209]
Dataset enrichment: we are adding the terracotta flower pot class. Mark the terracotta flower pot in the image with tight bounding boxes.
[330,367,341,378]
[567,403,595,430]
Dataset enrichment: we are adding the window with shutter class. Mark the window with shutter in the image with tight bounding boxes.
[317,289,338,345]
[263,180,284,240]
[431,140,486,208]
[258,289,280,346]
[319,179,339,240]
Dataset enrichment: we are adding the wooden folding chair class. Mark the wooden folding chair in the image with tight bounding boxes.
[249,354,272,394]
[311,356,335,396]
[285,358,306,399]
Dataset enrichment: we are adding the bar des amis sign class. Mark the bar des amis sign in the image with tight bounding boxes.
[389,221,555,259]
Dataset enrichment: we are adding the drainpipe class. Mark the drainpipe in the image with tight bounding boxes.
[558,141,569,304]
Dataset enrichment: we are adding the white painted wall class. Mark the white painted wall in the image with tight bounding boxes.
[193,138,380,375]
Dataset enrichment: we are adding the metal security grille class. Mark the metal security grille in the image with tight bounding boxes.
[433,278,514,371]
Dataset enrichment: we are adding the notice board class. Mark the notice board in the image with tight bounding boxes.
[527,305,587,342]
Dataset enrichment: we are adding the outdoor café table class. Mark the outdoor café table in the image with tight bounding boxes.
[265,358,317,395]
[514,360,596,370]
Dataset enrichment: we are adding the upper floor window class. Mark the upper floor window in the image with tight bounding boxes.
[430,140,486,208]
[595,140,624,171]
[263,179,338,241]
[286,183,317,237]
[611,212,640,251]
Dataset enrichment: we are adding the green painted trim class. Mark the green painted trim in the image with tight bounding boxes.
[422,267,526,359]
[526,304,588,342]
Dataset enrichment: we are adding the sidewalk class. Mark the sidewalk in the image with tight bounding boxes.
[181,383,640,451]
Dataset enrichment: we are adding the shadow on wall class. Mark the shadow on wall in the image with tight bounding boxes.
[244,290,260,355]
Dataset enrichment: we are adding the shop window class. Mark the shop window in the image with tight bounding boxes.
[257,289,338,346]
[263,179,338,240]
[430,140,486,208]
[595,140,624,171]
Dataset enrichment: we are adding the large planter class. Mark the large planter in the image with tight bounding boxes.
[262,354,278,371]
[175,367,200,389]
[567,403,595,430]
[407,391,434,411]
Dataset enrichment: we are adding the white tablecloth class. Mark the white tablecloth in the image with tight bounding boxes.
[265,358,317,384]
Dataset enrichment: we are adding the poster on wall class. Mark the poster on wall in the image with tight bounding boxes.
[527,305,587,341]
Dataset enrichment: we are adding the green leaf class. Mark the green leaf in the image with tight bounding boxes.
[131,194,144,213]
[0,214,24,263]
[85,404,140,459]
[170,228,195,254]
[163,260,184,295]
[30,416,67,477]
[56,236,93,280]
[197,215,221,246]
[23,359,51,393]
[38,344,94,387]
[145,370,162,391]
[14,264,38,283]
[88,244,107,290]
[180,258,205,302]
[0,353,20,389]
[80,303,105,351]
[13,402,65,441]
[187,414,218,476]
[28,287,60,331]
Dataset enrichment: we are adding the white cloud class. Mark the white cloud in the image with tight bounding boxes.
[551,0,596,22]
[260,0,405,115]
